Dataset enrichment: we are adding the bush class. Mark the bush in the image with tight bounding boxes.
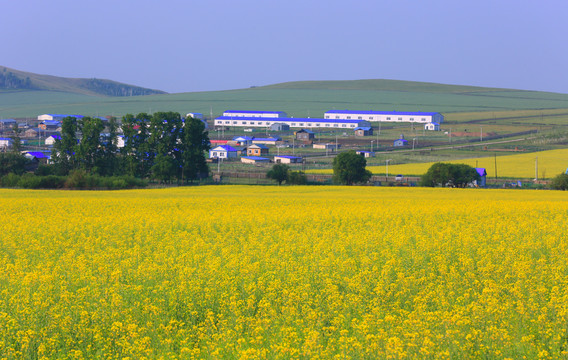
[420,163,479,188]
[1,173,21,187]
[38,175,66,189]
[551,173,568,190]
[17,173,42,189]
[287,171,307,185]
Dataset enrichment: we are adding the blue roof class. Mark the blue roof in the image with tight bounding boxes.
[297,129,315,133]
[44,114,84,118]
[252,137,280,141]
[0,119,16,123]
[225,110,286,114]
[0,137,13,141]
[475,168,487,177]
[49,135,62,140]
[216,116,369,124]
[249,144,269,149]
[275,155,302,159]
[242,156,270,160]
[26,152,49,159]
[354,127,372,131]
[233,136,254,141]
[326,110,441,116]
[212,145,237,152]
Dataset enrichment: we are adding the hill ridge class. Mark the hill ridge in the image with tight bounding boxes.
[0,66,167,97]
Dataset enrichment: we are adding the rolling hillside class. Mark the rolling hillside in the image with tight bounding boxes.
[1,76,568,120]
[0,66,166,97]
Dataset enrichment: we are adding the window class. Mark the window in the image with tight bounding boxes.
[334,124,339,127]
[386,117,391,120]
[335,116,340,119]
[250,122,255,125]
[398,117,402,121]
[325,116,329,119]
[342,124,347,127]
[213,152,217,156]
[326,124,330,127]
[307,123,312,127]
[316,123,320,127]
[410,118,414,121]
[347,116,351,119]
[350,125,356,128]
[421,118,426,122]
[242,121,247,124]
[358,116,362,120]
[233,121,237,124]
[299,123,304,126]
[225,121,230,124]
[369,117,373,120]
[292,123,296,126]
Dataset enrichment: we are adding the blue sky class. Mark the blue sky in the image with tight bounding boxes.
[3,0,567,94]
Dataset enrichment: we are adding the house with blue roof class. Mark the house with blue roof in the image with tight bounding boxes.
[38,114,84,122]
[356,150,375,158]
[354,126,373,136]
[252,137,281,145]
[0,119,17,130]
[425,122,441,131]
[247,144,269,157]
[295,129,315,141]
[45,134,62,146]
[241,156,270,164]
[233,136,254,145]
[474,168,487,187]
[325,109,443,125]
[393,135,409,147]
[209,145,238,159]
[0,137,13,149]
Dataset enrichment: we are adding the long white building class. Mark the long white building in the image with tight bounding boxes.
[222,110,287,118]
[214,116,370,129]
[324,110,443,124]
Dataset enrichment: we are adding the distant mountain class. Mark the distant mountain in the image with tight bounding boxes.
[0,66,167,96]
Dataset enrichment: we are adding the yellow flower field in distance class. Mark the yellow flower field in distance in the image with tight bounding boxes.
[1,186,568,359]
[310,148,568,178]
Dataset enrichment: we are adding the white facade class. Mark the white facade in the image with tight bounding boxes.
[209,145,237,159]
[45,136,60,145]
[116,136,125,148]
[222,110,287,118]
[425,122,440,131]
[324,110,443,124]
[215,116,370,130]
[0,138,13,149]
[186,112,203,120]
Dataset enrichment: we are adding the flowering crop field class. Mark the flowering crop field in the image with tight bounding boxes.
[309,148,568,179]
[1,186,568,359]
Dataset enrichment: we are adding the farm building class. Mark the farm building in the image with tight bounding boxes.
[425,122,441,131]
[45,134,61,145]
[241,156,270,164]
[295,129,315,141]
[356,150,375,158]
[269,123,290,131]
[393,135,409,147]
[24,151,50,163]
[0,119,16,130]
[247,144,269,157]
[274,155,302,164]
[209,145,239,159]
[116,135,125,148]
[474,168,487,187]
[313,143,340,150]
[24,128,39,138]
[252,137,281,146]
[223,110,287,118]
[186,112,203,120]
[39,120,62,131]
[38,114,84,122]
[0,137,13,149]
[233,136,254,145]
[324,110,444,124]
[214,116,370,130]
[354,126,373,136]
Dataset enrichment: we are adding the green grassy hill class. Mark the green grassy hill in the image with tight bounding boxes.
[2,78,568,121]
[0,66,166,97]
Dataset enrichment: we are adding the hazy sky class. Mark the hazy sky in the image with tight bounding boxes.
[3,0,567,94]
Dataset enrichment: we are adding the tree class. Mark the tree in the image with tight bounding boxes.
[332,150,372,185]
[179,116,210,183]
[52,116,79,175]
[266,164,290,185]
[10,123,22,153]
[0,152,30,176]
[76,116,104,173]
[551,173,568,190]
[420,163,479,187]
[287,170,307,185]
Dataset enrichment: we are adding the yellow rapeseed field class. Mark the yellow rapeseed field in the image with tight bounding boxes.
[310,148,568,178]
[1,186,568,359]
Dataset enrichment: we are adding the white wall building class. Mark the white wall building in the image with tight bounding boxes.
[38,114,84,121]
[45,135,61,145]
[324,110,443,124]
[215,116,370,130]
[209,145,238,159]
[0,137,13,149]
[222,110,287,118]
[186,112,203,120]
[425,122,441,131]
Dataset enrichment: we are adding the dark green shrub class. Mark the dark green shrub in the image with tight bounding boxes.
[551,173,568,190]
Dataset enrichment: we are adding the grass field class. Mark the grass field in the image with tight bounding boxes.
[2,186,568,358]
[2,80,568,120]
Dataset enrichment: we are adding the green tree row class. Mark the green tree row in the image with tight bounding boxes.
[51,112,210,183]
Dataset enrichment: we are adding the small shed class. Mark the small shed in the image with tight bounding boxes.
[209,145,238,159]
[295,129,315,141]
[252,137,280,145]
[247,144,269,156]
[394,134,408,147]
[270,123,290,131]
[241,156,270,164]
[233,136,254,145]
[274,155,302,164]
[354,127,373,136]
[0,119,17,130]
[474,168,487,187]
[425,122,440,131]
[313,143,340,150]
[356,150,375,158]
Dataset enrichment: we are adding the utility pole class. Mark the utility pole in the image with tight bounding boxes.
[535,157,538,181]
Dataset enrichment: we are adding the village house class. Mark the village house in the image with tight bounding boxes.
[295,129,315,141]
[247,144,269,157]
[354,126,373,136]
[274,155,302,164]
